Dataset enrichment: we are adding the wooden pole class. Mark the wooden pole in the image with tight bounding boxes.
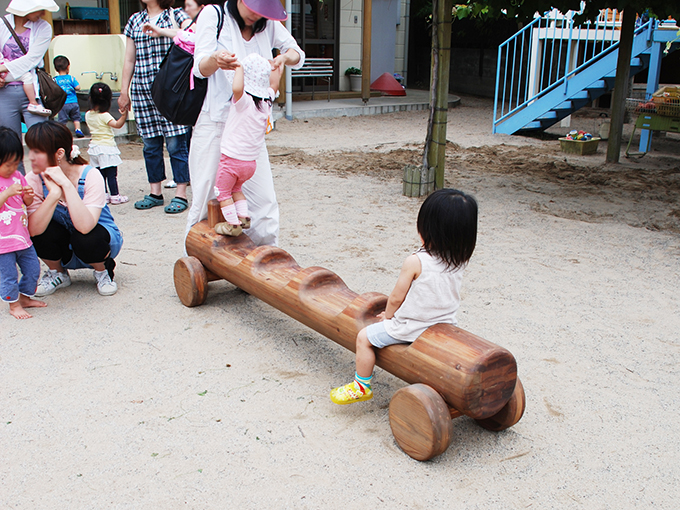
[43,11,54,73]
[361,0,372,104]
[108,0,122,34]
[606,9,636,163]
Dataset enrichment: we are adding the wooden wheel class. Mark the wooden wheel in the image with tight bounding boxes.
[389,384,453,461]
[475,377,526,432]
[174,256,208,307]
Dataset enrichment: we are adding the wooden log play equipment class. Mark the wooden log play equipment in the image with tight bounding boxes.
[175,200,525,461]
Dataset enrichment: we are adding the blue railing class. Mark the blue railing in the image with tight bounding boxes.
[493,9,654,132]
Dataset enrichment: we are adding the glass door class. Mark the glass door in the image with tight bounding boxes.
[290,0,338,92]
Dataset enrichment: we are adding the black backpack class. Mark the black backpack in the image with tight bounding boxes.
[151,4,224,126]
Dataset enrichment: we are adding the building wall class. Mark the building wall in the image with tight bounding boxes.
[337,0,408,91]
[394,0,408,80]
[338,0,362,91]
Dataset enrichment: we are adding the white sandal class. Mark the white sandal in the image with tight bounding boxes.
[27,103,52,117]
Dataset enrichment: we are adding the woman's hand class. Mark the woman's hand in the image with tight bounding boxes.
[118,91,131,113]
[41,173,63,201]
[271,54,288,70]
[272,49,301,70]
[214,50,238,70]
[43,166,72,189]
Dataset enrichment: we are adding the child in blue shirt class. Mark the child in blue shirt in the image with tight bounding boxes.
[53,55,84,138]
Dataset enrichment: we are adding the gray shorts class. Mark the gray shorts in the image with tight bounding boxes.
[58,102,81,123]
[366,321,409,349]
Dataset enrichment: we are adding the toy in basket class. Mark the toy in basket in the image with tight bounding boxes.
[559,130,600,155]
[652,86,680,118]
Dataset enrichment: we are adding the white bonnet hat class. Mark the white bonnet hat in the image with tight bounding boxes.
[7,0,59,16]
[241,53,271,100]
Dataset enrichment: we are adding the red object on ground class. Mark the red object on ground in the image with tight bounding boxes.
[370,72,406,96]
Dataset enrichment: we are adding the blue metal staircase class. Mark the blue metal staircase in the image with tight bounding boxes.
[493,11,679,135]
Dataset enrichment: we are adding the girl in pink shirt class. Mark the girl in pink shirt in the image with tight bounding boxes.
[0,127,45,318]
[213,53,282,236]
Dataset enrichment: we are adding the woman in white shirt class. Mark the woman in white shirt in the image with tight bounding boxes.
[185,0,304,247]
[0,0,59,175]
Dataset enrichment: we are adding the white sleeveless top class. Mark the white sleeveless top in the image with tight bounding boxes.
[383,250,464,342]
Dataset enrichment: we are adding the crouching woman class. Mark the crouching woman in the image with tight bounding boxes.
[25,121,123,296]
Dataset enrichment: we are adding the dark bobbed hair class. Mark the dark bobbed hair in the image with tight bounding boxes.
[53,55,70,72]
[228,0,267,34]
[158,0,175,10]
[417,188,478,271]
[0,126,24,166]
[25,121,89,167]
[89,82,112,113]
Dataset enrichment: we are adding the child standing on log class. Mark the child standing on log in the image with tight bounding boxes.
[331,189,478,404]
[213,53,282,237]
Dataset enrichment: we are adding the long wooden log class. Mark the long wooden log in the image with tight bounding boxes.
[182,202,519,420]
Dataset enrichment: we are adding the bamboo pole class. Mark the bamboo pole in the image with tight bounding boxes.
[427,0,452,189]
[361,0,372,104]
[108,0,121,34]
[606,9,635,163]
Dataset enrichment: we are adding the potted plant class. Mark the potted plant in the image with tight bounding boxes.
[345,67,362,92]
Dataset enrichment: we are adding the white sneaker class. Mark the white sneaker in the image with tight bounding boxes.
[94,270,117,296]
[164,180,177,188]
[35,269,71,296]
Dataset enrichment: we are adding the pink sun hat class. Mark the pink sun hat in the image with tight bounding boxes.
[242,0,287,21]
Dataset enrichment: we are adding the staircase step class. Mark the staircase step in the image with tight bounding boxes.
[537,111,558,120]
[520,121,543,131]
[570,91,590,101]
[585,80,607,90]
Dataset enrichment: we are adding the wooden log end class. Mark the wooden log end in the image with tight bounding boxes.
[174,256,208,307]
[389,384,453,461]
[475,377,526,432]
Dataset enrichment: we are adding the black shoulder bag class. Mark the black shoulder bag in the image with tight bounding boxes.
[151,5,224,126]
[2,16,67,117]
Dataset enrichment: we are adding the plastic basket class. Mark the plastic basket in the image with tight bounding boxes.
[626,98,657,115]
[69,7,109,20]
[651,86,680,118]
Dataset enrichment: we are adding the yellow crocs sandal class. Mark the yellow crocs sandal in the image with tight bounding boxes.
[330,381,373,405]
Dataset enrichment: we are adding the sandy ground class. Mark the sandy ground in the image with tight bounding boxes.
[2,94,679,508]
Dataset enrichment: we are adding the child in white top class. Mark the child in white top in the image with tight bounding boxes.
[85,82,129,204]
[0,127,46,318]
[213,53,282,236]
[331,189,479,404]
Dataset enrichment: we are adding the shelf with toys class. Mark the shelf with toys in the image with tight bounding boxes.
[625,86,680,157]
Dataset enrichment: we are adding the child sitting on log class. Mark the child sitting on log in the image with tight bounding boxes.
[331,188,478,404]
[213,53,282,236]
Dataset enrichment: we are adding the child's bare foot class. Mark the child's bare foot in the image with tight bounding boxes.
[9,302,32,319]
[20,294,47,309]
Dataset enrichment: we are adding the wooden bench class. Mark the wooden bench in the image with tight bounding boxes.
[291,58,334,101]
